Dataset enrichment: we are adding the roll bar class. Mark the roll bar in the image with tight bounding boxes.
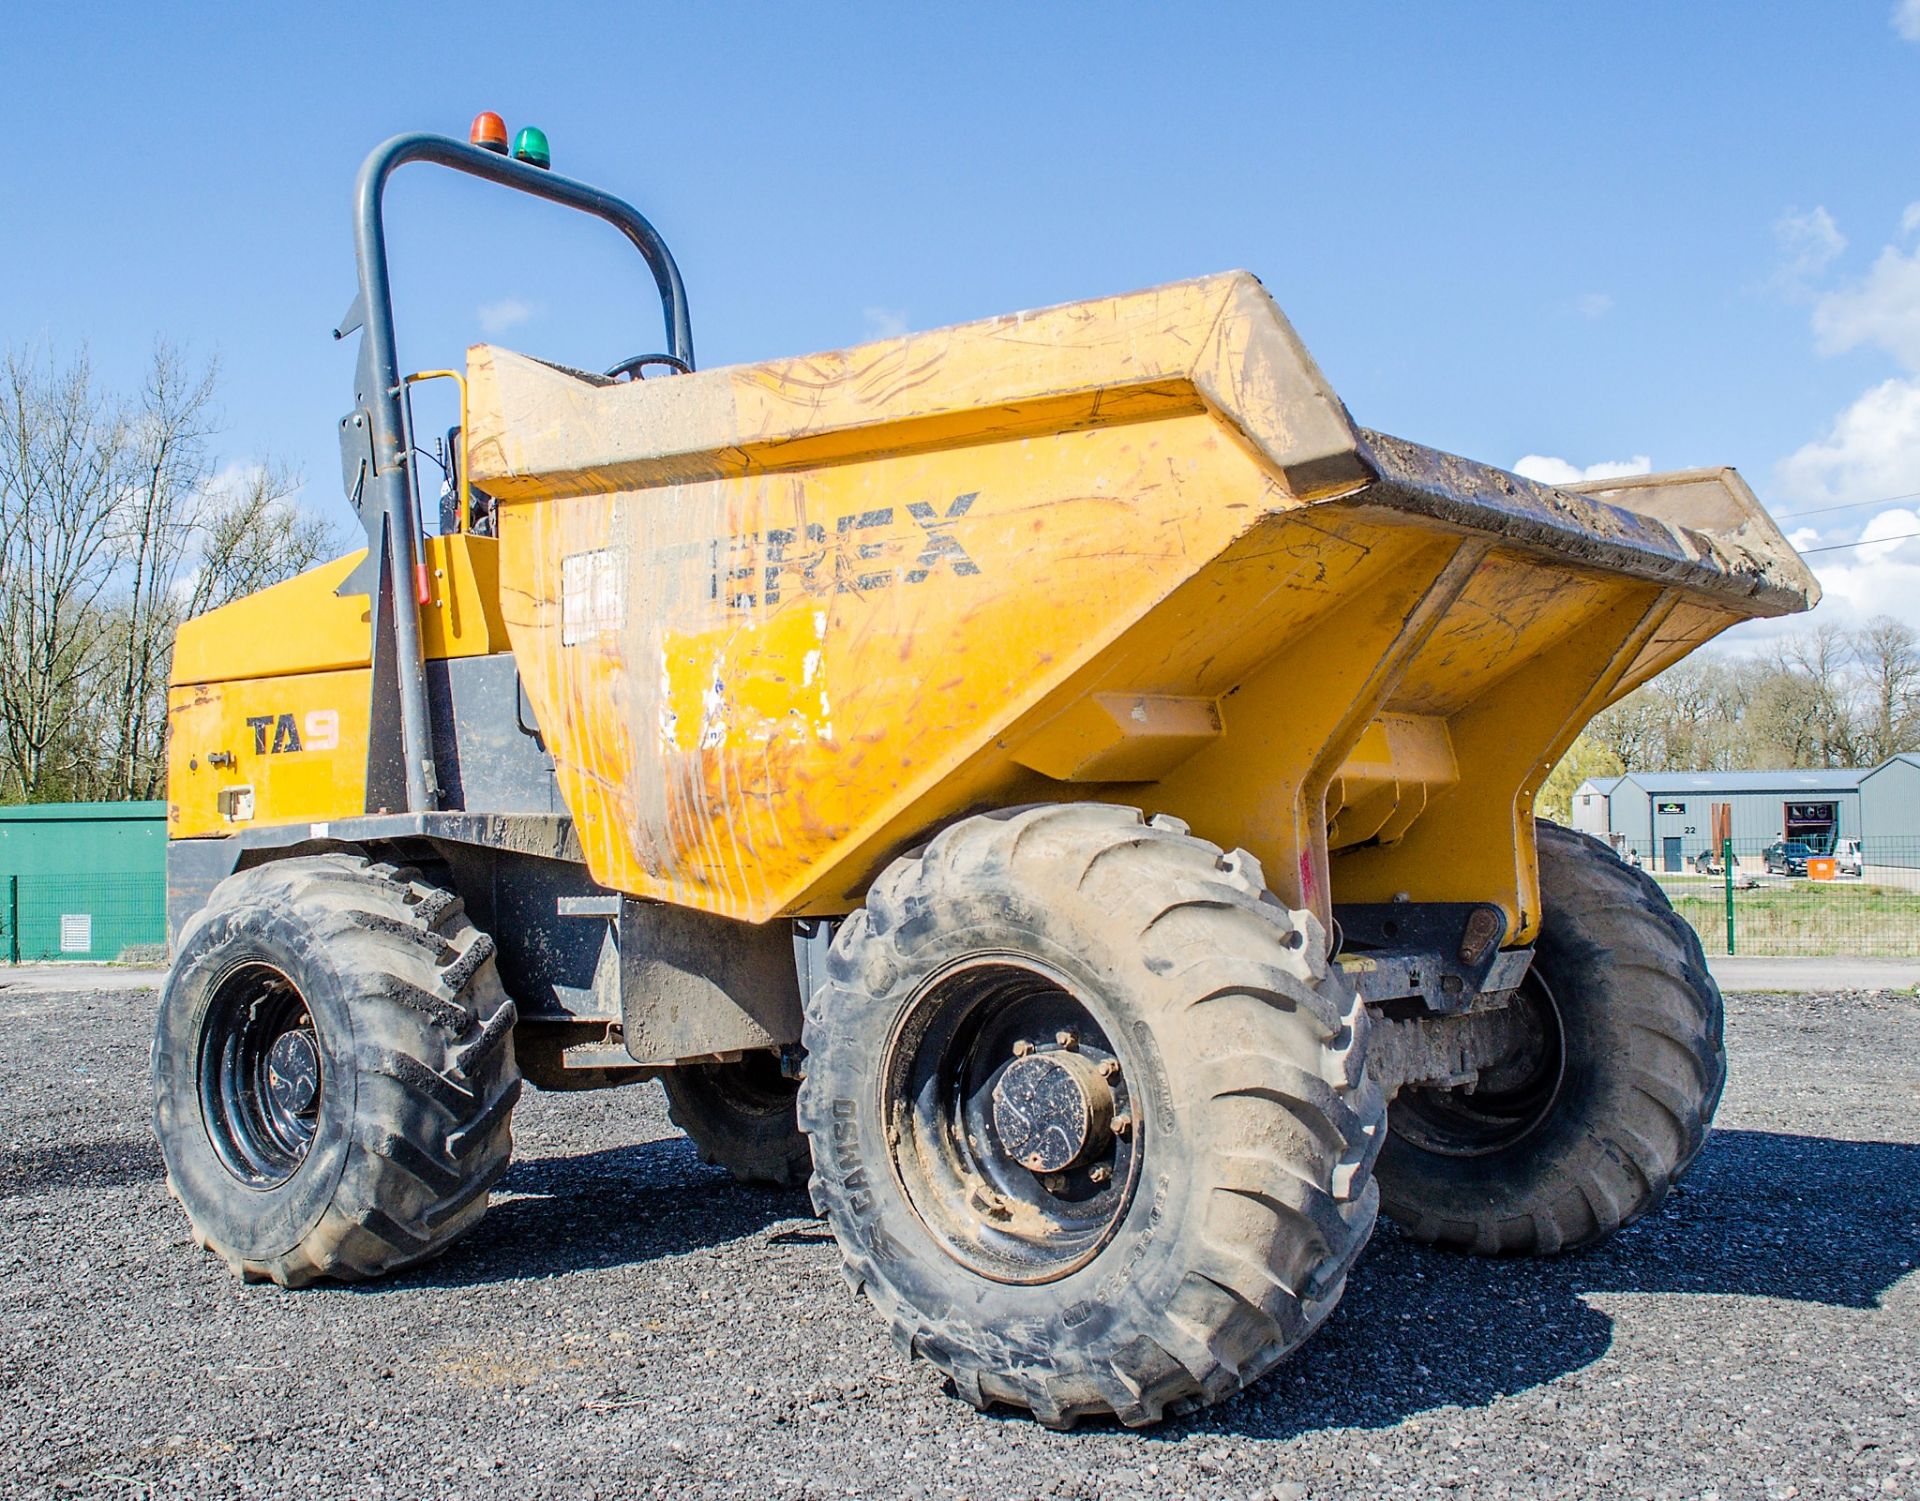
[333,131,694,814]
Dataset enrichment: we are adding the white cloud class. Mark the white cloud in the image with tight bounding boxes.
[1512,453,1655,486]
[1574,291,1613,319]
[207,458,272,495]
[862,306,909,340]
[1796,516,1920,632]
[477,297,536,336]
[1811,243,1920,368]
[1895,0,1920,41]
[1771,383,1920,633]
[1772,206,1847,293]
[1776,376,1920,508]
[1758,200,1920,634]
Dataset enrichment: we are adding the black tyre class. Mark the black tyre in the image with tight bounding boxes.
[152,854,521,1285]
[662,1054,810,1187]
[797,804,1385,1427]
[1376,819,1724,1255]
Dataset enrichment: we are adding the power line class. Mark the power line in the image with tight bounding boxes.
[1801,530,1920,555]
[1772,489,1920,522]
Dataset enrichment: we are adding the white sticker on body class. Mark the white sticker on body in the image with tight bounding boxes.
[561,549,627,645]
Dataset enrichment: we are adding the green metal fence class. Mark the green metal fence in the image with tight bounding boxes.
[1626,835,1920,958]
[0,871,167,963]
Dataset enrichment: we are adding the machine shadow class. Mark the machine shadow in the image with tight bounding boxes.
[390,1136,811,1290]
[1183,1127,1920,1441]
[0,1136,164,1200]
[374,1124,1919,1430]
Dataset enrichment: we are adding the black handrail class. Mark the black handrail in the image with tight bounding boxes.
[336,131,694,813]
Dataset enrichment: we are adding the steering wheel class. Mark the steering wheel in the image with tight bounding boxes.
[605,353,691,382]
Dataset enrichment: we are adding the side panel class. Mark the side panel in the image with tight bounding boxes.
[428,653,561,816]
[168,666,373,837]
[169,525,539,839]
[165,835,243,947]
[169,532,512,688]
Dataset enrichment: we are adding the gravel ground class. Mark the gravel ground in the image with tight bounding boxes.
[2,983,1916,1500]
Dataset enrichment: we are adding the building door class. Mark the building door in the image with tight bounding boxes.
[1784,802,1837,852]
[1662,836,1682,873]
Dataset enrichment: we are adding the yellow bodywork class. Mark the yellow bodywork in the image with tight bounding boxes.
[170,271,1816,946]
[457,272,1814,941]
[167,532,509,836]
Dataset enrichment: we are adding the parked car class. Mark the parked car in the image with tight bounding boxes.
[1834,837,1864,878]
[1764,839,1817,876]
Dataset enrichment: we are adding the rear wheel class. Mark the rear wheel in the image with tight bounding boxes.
[662,1054,810,1187]
[798,804,1384,1427]
[152,854,521,1285]
[1375,819,1724,1255]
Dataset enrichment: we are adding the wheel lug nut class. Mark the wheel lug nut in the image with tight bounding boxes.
[1042,1174,1066,1193]
[1011,1039,1035,1057]
[1089,1164,1112,1184]
[1098,1058,1120,1080]
[1055,1030,1078,1050]
[1111,1113,1132,1137]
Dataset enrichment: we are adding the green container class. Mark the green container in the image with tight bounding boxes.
[0,802,167,962]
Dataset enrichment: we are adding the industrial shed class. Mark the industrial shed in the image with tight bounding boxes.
[1570,777,1625,838]
[1858,754,1920,865]
[1569,767,1866,871]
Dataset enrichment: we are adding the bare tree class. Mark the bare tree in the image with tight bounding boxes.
[1586,613,1920,779]
[1588,657,1750,772]
[1853,615,1920,763]
[107,345,219,800]
[0,341,340,803]
[1779,625,1860,768]
[1587,687,1670,772]
[1740,663,1826,769]
[185,460,332,619]
[0,348,129,801]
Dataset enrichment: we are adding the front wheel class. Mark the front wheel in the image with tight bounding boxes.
[1375,820,1724,1255]
[152,855,521,1285]
[798,804,1384,1427]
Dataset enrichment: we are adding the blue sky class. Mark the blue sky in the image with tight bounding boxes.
[7,3,1920,641]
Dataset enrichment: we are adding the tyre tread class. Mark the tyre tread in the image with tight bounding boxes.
[156,854,520,1287]
[1379,819,1724,1256]
[798,802,1383,1426]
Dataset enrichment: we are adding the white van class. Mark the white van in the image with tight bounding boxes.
[1835,837,1863,878]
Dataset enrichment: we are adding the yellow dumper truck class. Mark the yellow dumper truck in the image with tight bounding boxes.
[152,124,1818,1427]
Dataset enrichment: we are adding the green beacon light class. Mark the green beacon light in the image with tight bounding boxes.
[511,126,551,170]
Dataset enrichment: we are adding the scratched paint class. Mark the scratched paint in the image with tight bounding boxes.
[464,273,1817,935]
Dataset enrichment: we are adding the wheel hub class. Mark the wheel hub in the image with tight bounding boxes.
[991,1049,1113,1173]
[1390,969,1566,1158]
[199,964,325,1188]
[883,957,1140,1283]
[266,1028,322,1118]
